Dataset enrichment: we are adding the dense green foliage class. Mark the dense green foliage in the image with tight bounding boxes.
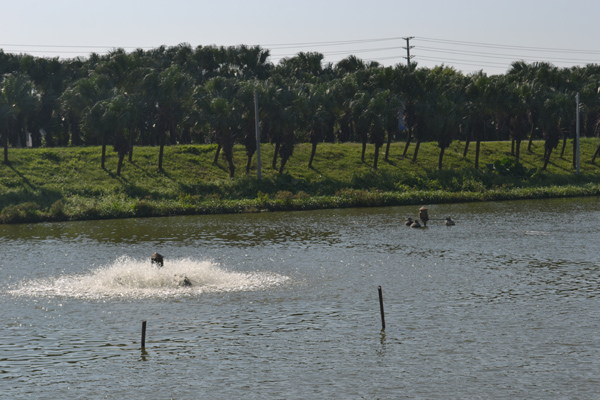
[2,45,600,223]
[1,140,600,224]
[2,45,600,176]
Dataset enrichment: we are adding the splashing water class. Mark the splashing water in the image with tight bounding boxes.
[9,256,289,299]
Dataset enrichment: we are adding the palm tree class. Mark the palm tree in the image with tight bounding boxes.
[24,56,78,147]
[229,45,272,80]
[434,92,463,170]
[370,67,403,162]
[395,64,420,157]
[305,82,333,169]
[351,91,371,163]
[260,78,299,171]
[276,52,324,81]
[235,80,260,174]
[0,91,16,164]
[335,74,359,143]
[84,96,116,170]
[541,91,572,170]
[102,93,140,176]
[463,71,493,168]
[142,65,194,170]
[508,84,530,165]
[365,90,388,169]
[194,77,239,176]
[1,72,40,163]
[71,74,115,168]
[211,97,237,177]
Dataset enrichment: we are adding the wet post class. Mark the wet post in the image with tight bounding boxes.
[378,286,385,331]
[141,320,147,349]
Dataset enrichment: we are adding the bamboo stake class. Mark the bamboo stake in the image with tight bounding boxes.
[141,320,147,349]
[378,286,385,331]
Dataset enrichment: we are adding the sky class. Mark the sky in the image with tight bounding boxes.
[2,0,600,76]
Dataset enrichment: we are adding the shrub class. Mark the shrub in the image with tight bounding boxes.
[39,150,61,162]
[0,202,42,224]
[133,199,155,217]
[48,199,66,219]
[486,158,538,178]
[274,190,294,207]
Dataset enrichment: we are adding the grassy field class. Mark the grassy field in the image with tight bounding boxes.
[1,138,600,224]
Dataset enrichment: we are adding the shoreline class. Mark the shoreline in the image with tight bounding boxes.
[2,141,600,224]
[2,183,598,225]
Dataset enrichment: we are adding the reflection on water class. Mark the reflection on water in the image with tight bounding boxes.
[1,197,599,399]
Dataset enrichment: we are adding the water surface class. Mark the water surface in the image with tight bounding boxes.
[1,198,599,399]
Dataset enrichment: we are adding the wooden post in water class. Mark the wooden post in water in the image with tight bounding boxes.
[378,286,385,331]
[141,320,147,349]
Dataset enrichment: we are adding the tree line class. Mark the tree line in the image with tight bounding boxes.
[2,43,600,177]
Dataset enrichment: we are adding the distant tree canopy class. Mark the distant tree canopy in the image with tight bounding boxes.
[2,44,600,172]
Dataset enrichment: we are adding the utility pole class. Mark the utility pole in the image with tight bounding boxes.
[254,89,262,181]
[403,36,415,66]
[576,92,580,175]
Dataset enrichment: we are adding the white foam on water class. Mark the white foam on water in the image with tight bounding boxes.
[8,256,289,299]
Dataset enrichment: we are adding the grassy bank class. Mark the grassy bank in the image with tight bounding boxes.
[2,139,600,224]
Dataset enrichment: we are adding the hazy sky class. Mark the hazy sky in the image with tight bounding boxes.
[2,0,600,75]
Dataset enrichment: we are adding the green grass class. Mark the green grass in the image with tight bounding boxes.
[1,138,600,224]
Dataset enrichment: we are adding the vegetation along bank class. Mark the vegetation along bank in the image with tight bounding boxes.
[1,139,600,224]
[3,45,600,223]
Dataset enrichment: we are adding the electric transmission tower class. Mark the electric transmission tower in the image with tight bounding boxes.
[403,36,415,66]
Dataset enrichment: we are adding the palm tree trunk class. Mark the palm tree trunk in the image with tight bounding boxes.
[3,135,8,164]
[384,131,392,161]
[226,155,235,178]
[515,139,522,164]
[592,144,600,163]
[402,127,412,156]
[475,140,481,169]
[246,154,253,174]
[213,143,222,165]
[527,124,535,152]
[412,139,421,163]
[361,141,367,163]
[572,139,577,168]
[101,135,106,169]
[463,136,470,157]
[272,141,280,169]
[128,127,134,162]
[158,132,165,171]
[543,147,552,170]
[279,157,288,174]
[511,139,515,155]
[560,136,567,158]
[373,145,380,170]
[308,142,317,169]
[438,147,445,170]
[117,153,125,176]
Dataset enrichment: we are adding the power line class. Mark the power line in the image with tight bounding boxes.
[263,36,403,49]
[418,46,600,64]
[271,45,401,58]
[417,37,600,55]
[0,43,153,49]
[3,35,600,74]
[412,36,600,74]
[417,55,508,69]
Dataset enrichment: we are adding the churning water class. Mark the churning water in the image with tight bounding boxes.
[9,256,289,300]
[1,198,599,399]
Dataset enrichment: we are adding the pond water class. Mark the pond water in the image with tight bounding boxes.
[1,198,599,399]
